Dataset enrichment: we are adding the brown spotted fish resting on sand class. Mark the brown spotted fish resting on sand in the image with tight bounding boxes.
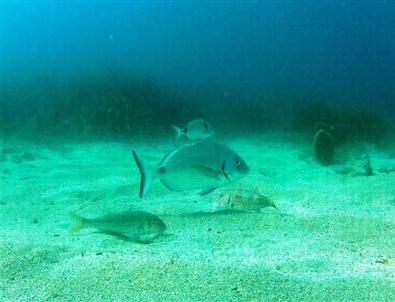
[172,119,214,142]
[69,211,166,244]
[216,189,278,212]
[132,140,249,198]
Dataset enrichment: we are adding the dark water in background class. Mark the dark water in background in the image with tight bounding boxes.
[1,1,394,140]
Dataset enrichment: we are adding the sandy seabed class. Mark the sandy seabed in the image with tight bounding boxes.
[1,134,394,301]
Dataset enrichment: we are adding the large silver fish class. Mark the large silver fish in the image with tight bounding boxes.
[69,211,166,243]
[172,119,214,141]
[132,141,249,198]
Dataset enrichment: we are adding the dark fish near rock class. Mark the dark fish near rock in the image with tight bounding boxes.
[69,211,166,243]
[132,141,249,198]
[314,129,335,166]
[314,122,348,145]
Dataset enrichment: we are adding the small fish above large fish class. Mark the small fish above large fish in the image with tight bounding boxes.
[172,119,214,141]
[132,141,249,198]
[69,211,166,243]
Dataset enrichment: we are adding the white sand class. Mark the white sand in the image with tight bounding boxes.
[1,134,394,301]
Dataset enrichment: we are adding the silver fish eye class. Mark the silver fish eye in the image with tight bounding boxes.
[235,159,240,166]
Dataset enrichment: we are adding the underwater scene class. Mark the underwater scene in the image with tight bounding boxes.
[1,1,395,301]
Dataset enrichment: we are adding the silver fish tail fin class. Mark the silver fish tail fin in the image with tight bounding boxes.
[132,150,155,198]
[69,212,85,233]
[171,124,184,142]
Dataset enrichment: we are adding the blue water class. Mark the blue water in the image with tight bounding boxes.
[2,1,394,104]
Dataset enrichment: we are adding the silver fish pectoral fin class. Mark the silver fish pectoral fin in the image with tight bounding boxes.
[199,187,216,196]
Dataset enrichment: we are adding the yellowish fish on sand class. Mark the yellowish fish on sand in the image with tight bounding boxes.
[69,210,166,244]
